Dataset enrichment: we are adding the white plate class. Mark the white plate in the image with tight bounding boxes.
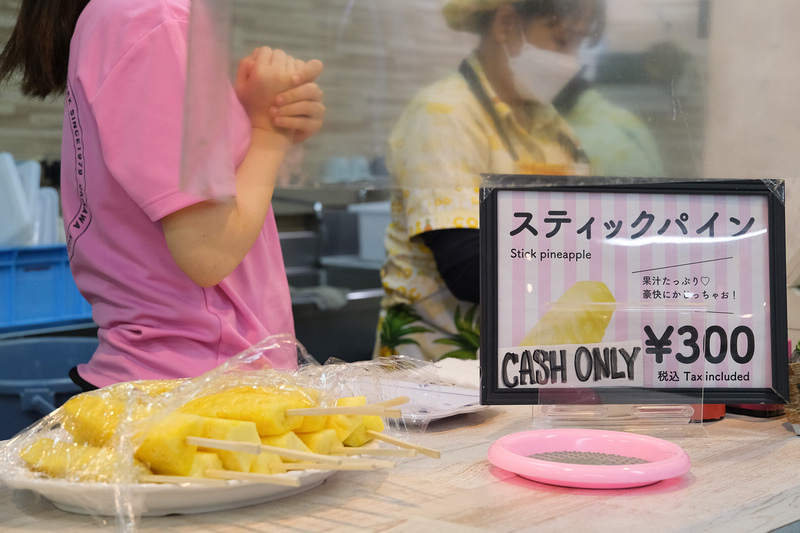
[0,440,333,517]
[381,381,486,425]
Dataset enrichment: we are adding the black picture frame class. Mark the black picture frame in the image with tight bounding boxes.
[479,177,788,405]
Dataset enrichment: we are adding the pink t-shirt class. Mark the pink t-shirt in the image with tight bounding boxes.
[61,0,296,387]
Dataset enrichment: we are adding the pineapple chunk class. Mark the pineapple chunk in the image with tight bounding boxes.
[284,388,327,433]
[188,452,224,478]
[296,429,342,455]
[519,281,615,347]
[249,451,284,474]
[62,394,125,447]
[20,438,71,477]
[326,396,366,444]
[20,437,149,482]
[134,412,205,476]
[180,387,302,436]
[61,385,167,447]
[260,431,312,463]
[342,414,386,447]
[335,396,367,408]
[364,414,385,433]
[127,378,186,396]
[331,396,387,447]
[325,412,363,442]
[197,417,261,472]
[295,415,327,434]
[342,415,385,448]
[343,427,369,447]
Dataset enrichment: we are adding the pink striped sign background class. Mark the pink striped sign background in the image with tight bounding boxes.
[495,190,771,390]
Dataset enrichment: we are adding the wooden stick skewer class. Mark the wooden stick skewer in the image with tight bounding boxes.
[138,474,227,486]
[285,406,402,418]
[204,469,301,487]
[186,436,343,464]
[284,396,409,417]
[329,446,417,458]
[336,457,397,469]
[365,430,441,459]
[374,396,411,408]
[270,460,395,472]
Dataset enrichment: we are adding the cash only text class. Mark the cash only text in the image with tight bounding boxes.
[499,341,644,389]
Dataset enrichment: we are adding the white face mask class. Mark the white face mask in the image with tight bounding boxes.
[506,30,581,104]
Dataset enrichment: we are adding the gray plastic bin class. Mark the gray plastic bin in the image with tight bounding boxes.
[0,337,97,439]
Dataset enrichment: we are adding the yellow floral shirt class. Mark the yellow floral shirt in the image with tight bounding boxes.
[376,54,585,362]
[563,88,665,178]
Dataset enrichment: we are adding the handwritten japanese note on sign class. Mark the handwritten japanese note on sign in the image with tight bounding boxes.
[481,180,788,404]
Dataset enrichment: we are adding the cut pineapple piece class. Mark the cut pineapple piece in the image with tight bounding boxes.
[326,416,363,442]
[331,396,386,447]
[253,385,327,433]
[134,412,205,476]
[260,431,313,463]
[343,414,386,447]
[285,388,327,433]
[20,438,70,477]
[519,281,616,347]
[61,394,125,447]
[296,429,342,455]
[188,452,224,478]
[180,387,302,436]
[335,396,368,408]
[327,396,367,445]
[249,451,284,474]
[197,417,261,472]
[127,378,186,396]
[61,386,165,447]
[364,414,385,433]
[295,415,327,434]
[20,437,149,482]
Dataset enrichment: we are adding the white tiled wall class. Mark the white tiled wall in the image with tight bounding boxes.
[703,0,800,335]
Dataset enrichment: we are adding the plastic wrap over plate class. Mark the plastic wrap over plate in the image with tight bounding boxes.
[0,439,334,517]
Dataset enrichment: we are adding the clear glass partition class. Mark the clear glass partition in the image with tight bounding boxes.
[180,0,797,376]
[185,0,772,192]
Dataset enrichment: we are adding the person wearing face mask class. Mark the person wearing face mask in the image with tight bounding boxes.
[374,0,603,362]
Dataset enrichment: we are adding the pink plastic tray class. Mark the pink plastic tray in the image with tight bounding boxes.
[487,428,690,489]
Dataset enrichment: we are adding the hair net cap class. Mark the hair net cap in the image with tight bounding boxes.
[442,0,516,33]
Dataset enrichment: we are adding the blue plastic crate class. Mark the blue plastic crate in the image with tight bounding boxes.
[0,245,93,334]
[0,336,98,439]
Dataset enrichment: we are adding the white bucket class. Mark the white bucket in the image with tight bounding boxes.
[37,187,60,246]
[0,153,34,247]
[347,201,391,262]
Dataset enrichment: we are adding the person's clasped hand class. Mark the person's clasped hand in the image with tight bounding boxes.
[272,59,325,144]
[234,46,325,146]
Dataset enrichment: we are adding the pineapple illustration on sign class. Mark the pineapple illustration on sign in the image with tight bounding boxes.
[435,304,480,360]
[519,281,616,347]
[378,304,433,358]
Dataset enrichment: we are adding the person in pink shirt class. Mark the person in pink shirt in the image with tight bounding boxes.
[0,0,325,388]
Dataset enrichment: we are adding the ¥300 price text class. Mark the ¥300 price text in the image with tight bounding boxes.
[644,325,755,365]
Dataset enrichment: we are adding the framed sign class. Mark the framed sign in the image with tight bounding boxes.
[480,178,788,405]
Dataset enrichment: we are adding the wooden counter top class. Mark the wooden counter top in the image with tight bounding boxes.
[3,406,800,532]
